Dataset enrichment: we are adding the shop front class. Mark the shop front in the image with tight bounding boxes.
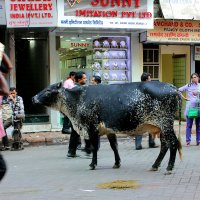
[140,19,200,117]
[48,0,154,131]
[3,0,154,132]
[4,0,57,132]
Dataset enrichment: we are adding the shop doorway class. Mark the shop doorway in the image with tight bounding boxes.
[15,37,49,123]
[173,55,186,87]
[173,54,186,118]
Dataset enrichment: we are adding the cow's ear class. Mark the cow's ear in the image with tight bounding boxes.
[57,82,63,89]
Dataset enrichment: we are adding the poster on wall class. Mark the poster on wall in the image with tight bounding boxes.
[5,0,57,28]
[57,0,153,29]
[0,0,6,25]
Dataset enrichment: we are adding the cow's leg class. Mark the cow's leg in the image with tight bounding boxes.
[89,132,99,170]
[107,133,121,168]
[166,131,179,172]
[151,133,168,171]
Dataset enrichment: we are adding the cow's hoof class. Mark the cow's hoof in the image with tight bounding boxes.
[164,170,172,175]
[149,167,158,171]
[113,163,121,169]
[89,163,96,170]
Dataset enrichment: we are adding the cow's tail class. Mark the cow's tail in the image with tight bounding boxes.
[177,92,183,160]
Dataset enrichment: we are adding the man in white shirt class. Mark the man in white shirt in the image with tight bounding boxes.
[67,71,87,157]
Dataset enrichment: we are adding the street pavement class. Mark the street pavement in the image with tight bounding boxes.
[0,131,200,200]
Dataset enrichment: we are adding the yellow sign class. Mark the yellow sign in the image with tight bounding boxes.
[147,20,200,43]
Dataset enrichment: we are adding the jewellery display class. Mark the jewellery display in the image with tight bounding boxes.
[103,62,110,69]
[94,72,101,77]
[119,61,127,70]
[95,51,102,59]
[93,62,101,70]
[120,73,127,81]
[110,51,118,59]
[118,51,126,59]
[94,40,101,48]
[93,36,129,83]
[102,72,110,81]
[112,62,118,70]
[103,51,110,59]
[111,40,118,48]
[120,41,127,48]
[103,40,110,48]
[111,73,118,80]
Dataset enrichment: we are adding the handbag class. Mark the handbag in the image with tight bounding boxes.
[188,107,198,118]
[188,93,199,118]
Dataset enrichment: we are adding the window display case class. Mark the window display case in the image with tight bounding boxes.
[59,35,131,84]
[92,36,130,84]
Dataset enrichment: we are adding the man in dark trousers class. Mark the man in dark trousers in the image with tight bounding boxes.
[67,71,87,157]
[135,72,158,150]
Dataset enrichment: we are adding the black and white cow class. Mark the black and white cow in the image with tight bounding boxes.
[32,81,182,173]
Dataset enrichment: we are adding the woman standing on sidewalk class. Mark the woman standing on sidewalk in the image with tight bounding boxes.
[179,73,200,146]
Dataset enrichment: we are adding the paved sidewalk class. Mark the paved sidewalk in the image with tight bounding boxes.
[2,120,189,147]
[22,121,187,145]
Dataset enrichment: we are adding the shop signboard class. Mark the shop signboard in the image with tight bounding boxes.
[0,0,6,25]
[5,0,57,28]
[194,46,200,61]
[143,19,200,44]
[61,40,93,49]
[57,0,153,29]
[160,0,200,20]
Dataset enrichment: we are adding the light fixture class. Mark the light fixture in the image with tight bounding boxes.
[21,37,35,40]
[29,40,35,49]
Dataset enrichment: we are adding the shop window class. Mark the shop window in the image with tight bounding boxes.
[58,35,131,84]
[143,48,159,80]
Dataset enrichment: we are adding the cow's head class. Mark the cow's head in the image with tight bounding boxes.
[32,82,63,109]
